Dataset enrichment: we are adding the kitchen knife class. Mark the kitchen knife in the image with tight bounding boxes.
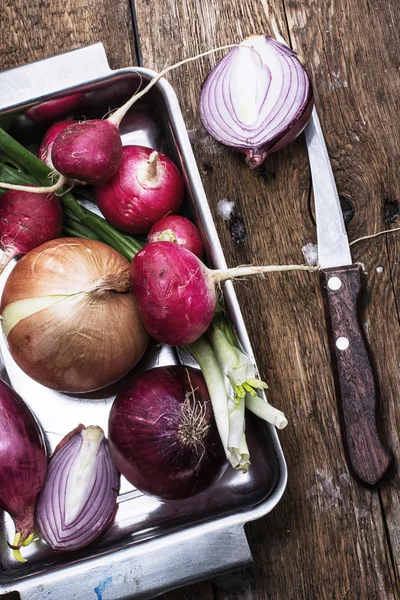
[304,107,392,485]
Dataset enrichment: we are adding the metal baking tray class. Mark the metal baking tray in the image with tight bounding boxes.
[0,43,287,599]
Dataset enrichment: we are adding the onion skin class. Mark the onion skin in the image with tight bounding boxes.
[95,146,184,235]
[51,120,123,184]
[36,425,119,551]
[199,35,313,168]
[0,379,47,554]
[147,215,204,259]
[25,93,83,123]
[38,120,77,168]
[109,366,227,500]
[0,189,63,273]
[129,242,216,345]
[1,238,149,393]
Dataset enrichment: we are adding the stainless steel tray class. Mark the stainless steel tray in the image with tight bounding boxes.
[0,44,287,599]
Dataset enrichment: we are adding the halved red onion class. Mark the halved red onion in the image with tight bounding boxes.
[36,425,119,552]
[199,35,313,168]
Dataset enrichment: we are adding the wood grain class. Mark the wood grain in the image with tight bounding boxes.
[134,0,400,598]
[0,0,399,598]
[0,0,136,70]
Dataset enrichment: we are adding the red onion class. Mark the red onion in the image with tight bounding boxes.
[130,241,313,346]
[0,379,47,561]
[36,425,119,551]
[147,215,204,258]
[0,189,63,274]
[199,35,313,168]
[25,93,84,123]
[129,242,217,345]
[95,146,184,234]
[51,120,123,184]
[38,120,77,168]
[109,366,227,500]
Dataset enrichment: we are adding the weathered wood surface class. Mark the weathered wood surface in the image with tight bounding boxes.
[0,0,400,598]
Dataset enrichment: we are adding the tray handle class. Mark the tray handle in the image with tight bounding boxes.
[8,523,252,600]
[0,43,112,114]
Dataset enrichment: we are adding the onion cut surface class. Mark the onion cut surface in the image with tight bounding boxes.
[36,425,119,551]
[199,35,313,168]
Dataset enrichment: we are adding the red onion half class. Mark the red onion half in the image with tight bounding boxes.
[109,366,227,500]
[36,425,119,552]
[199,35,313,168]
[0,379,47,562]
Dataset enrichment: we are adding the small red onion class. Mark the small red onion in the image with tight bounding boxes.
[109,366,227,500]
[95,146,184,234]
[147,215,204,258]
[0,379,47,561]
[36,425,119,552]
[38,120,77,168]
[199,35,313,168]
[51,120,123,184]
[25,93,84,123]
[0,189,63,274]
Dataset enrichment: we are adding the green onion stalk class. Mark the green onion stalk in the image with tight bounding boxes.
[0,128,144,261]
[188,314,287,472]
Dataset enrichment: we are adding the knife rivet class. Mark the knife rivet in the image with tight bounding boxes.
[328,276,342,291]
[336,337,349,350]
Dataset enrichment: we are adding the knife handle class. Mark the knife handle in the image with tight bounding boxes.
[321,264,392,485]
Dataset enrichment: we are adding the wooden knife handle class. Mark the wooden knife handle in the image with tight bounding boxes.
[321,264,392,485]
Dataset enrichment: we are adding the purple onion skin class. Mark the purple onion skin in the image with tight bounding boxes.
[109,366,227,501]
[36,425,120,552]
[51,120,123,184]
[199,35,314,169]
[0,379,47,546]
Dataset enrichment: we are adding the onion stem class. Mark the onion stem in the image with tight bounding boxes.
[208,313,287,431]
[187,337,230,460]
[0,163,37,187]
[0,128,51,183]
[0,174,67,194]
[10,533,27,563]
[63,224,100,241]
[228,394,249,471]
[0,131,145,261]
[63,205,144,260]
[208,322,268,397]
[245,393,288,429]
[211,263,318,283]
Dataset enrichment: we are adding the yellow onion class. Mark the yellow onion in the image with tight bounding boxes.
[0,238,149,393]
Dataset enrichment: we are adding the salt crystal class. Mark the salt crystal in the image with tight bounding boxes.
[302,243,319,266]
[217,199,235,220]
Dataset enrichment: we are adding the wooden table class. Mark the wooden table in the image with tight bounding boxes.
[1,0,400,598]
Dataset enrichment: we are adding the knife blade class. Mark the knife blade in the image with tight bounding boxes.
[305,107,392,485]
